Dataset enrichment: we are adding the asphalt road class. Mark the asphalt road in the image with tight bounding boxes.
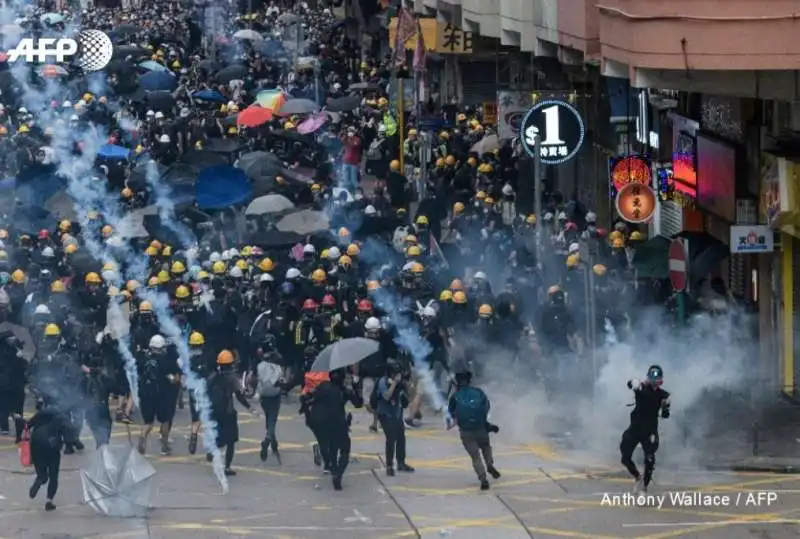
[1,400,800,538]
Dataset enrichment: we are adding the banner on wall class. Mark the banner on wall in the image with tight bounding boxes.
[497,91,532,139]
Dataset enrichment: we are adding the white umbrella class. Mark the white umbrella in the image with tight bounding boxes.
[276,209,329,235]
[310,338,380,372]
[233,29,264,41]
[117,205,157,239]
[245,194,295,216]
[471,134,500,155]
[81,445,156,517]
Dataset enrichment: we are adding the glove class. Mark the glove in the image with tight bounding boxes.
[627,378,641,390]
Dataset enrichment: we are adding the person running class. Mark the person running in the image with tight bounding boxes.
[26,400,72,511]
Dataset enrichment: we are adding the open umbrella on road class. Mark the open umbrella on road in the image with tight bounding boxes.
[277,209,329,235]
[310,338,380,372]
[237,106,273,127]
[277,98,319,116]
[81,445,156,517]
[233,29,264,41]
[245,194,295,216]
[326,95,360,112]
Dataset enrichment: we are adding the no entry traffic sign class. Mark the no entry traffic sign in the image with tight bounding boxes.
[669,239,688,292]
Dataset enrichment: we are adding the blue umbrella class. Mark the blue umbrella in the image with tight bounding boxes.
[139,60,169,72]
[97,144,131,160]
[195,165,252,210]
[139,71,177,91]
[192,89,225,102]
[258,39,286,58]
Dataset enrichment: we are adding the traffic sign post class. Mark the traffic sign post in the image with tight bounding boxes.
[669,238,689,324]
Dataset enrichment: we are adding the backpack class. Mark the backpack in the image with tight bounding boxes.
[140,357,160,390]
[453,386,488,430]
[368,378,383,411]
[366,139,383,160]
[257,362,282,398]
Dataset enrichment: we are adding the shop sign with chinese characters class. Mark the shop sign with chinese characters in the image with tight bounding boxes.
[730,225,774,253]
[609,155,651,198]
[616,182,657,223]
[520,100,585,165]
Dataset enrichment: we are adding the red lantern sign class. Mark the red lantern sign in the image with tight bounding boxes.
[609,155,652,197]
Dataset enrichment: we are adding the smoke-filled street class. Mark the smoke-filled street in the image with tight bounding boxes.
[0,404,797,538]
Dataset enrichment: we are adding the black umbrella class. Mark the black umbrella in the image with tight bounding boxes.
[104,58,130,73]
[145,90,175,112]
[348,82,382,92]
[237,151,282,181]
[326,95,360,112]
[197,59,218,73]
[214,65,248,84]
[180,150,228,170]
[112,46,149,60]
[205,138,242,154]
[249,229,305,248]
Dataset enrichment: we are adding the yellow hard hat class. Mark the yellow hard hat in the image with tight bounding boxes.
[476,191,487,200]
[197,270,210,280]
[227,126,238,135]
[139,300,153,313]
[416,215,429,226]
[526,214,537,224]
[284,122,295,130]
[478,304,493,318]
[157,270,170,284]
[102,262,117,272]
[439,289,453,301]
[408,128,417,137]
[410,262,425,274]
[147,276,159,287]
[346,244,360,257]
[258,258,274,272]
[390,160,400,172]
[235,259,249,271]
[435,158,444,168]
[145,246,159,257]
[171,261,186,274]
[439,130,450,140]
[445,155,456,166]
[162,245,172,257]
[338,255,352,266]
[58,220,71,232]
[338,227,350,238]
[566,253,580,268]
[609,230,623,241]
[65,244,78,254]
[312,269,327,282]
[101,225,113,238]
[453,202,465,214]
[405,234,417,244]
[453,291,468,304]
[50,280,66,293]
[630,231,644,241]
[189,332,205,346]
[367,280,380,291]
[593,264,608,276]
[467,157,477,167]
[212,261,226,274]
[175,285,190,299]
[484,197,495,205]
[612,237,625,249]
[311,183,322,192]
[407,245,421,257]
[17,124,29,133]
[44,323,61,337]
[126,280,140,292]
[241,246,253,257]
[85,272,102,284]
[121,187,133,199]
[457,113,467,122]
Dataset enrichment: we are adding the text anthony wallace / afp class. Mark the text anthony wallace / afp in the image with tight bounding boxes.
[600,491,779,510]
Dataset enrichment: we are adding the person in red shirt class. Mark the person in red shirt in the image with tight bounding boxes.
[341,126,362,191]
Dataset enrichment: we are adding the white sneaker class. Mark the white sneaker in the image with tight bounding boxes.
[632,477,644,494]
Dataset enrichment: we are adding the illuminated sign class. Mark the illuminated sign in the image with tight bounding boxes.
[616,182,657,223]
[609,155,652,198]
[520,100,585,165]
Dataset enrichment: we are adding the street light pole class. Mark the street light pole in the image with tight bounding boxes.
[533,133,543,263]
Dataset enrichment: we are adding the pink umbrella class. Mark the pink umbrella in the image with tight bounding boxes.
[297,114,328,135]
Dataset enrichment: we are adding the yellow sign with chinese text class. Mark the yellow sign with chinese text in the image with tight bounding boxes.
[388,18,474,54]
[483,102,497,124]
[388,17,438,51]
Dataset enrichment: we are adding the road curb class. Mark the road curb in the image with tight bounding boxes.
[704,463,800,474]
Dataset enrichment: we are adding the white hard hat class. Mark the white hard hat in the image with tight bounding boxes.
[34,304,50,315]
[221,250,231,261]
[365,205,376,215]
[41,246,54,258]
[303,243,315,254]
[543,212,554,221]
[586,211,597,224]
[557,211,567,221]
[377,124,386,133]
[146,110,155,116]
[327,247,340,260]
[285,267,301,279]
[62,100,71,108]
[149,334,166,349]
[365,316,381,330]
[568,242,580,254]
[155,111,165,119]
[159,134,170,143]
[209,252,221,262]
[502,184,514,196]
[70,114,79,121]
[259,273,274,282]
[228,266,243,278]
[101,270,117,282]
[422,306,437,318]
[229,248,240,258]
[473,271,487,281]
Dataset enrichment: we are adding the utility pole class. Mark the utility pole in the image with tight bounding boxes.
[533,133,543,263]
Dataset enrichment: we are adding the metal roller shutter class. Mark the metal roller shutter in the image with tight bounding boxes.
[659,200,682,238]
[459,61,500,106]
[792,240,800,399]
